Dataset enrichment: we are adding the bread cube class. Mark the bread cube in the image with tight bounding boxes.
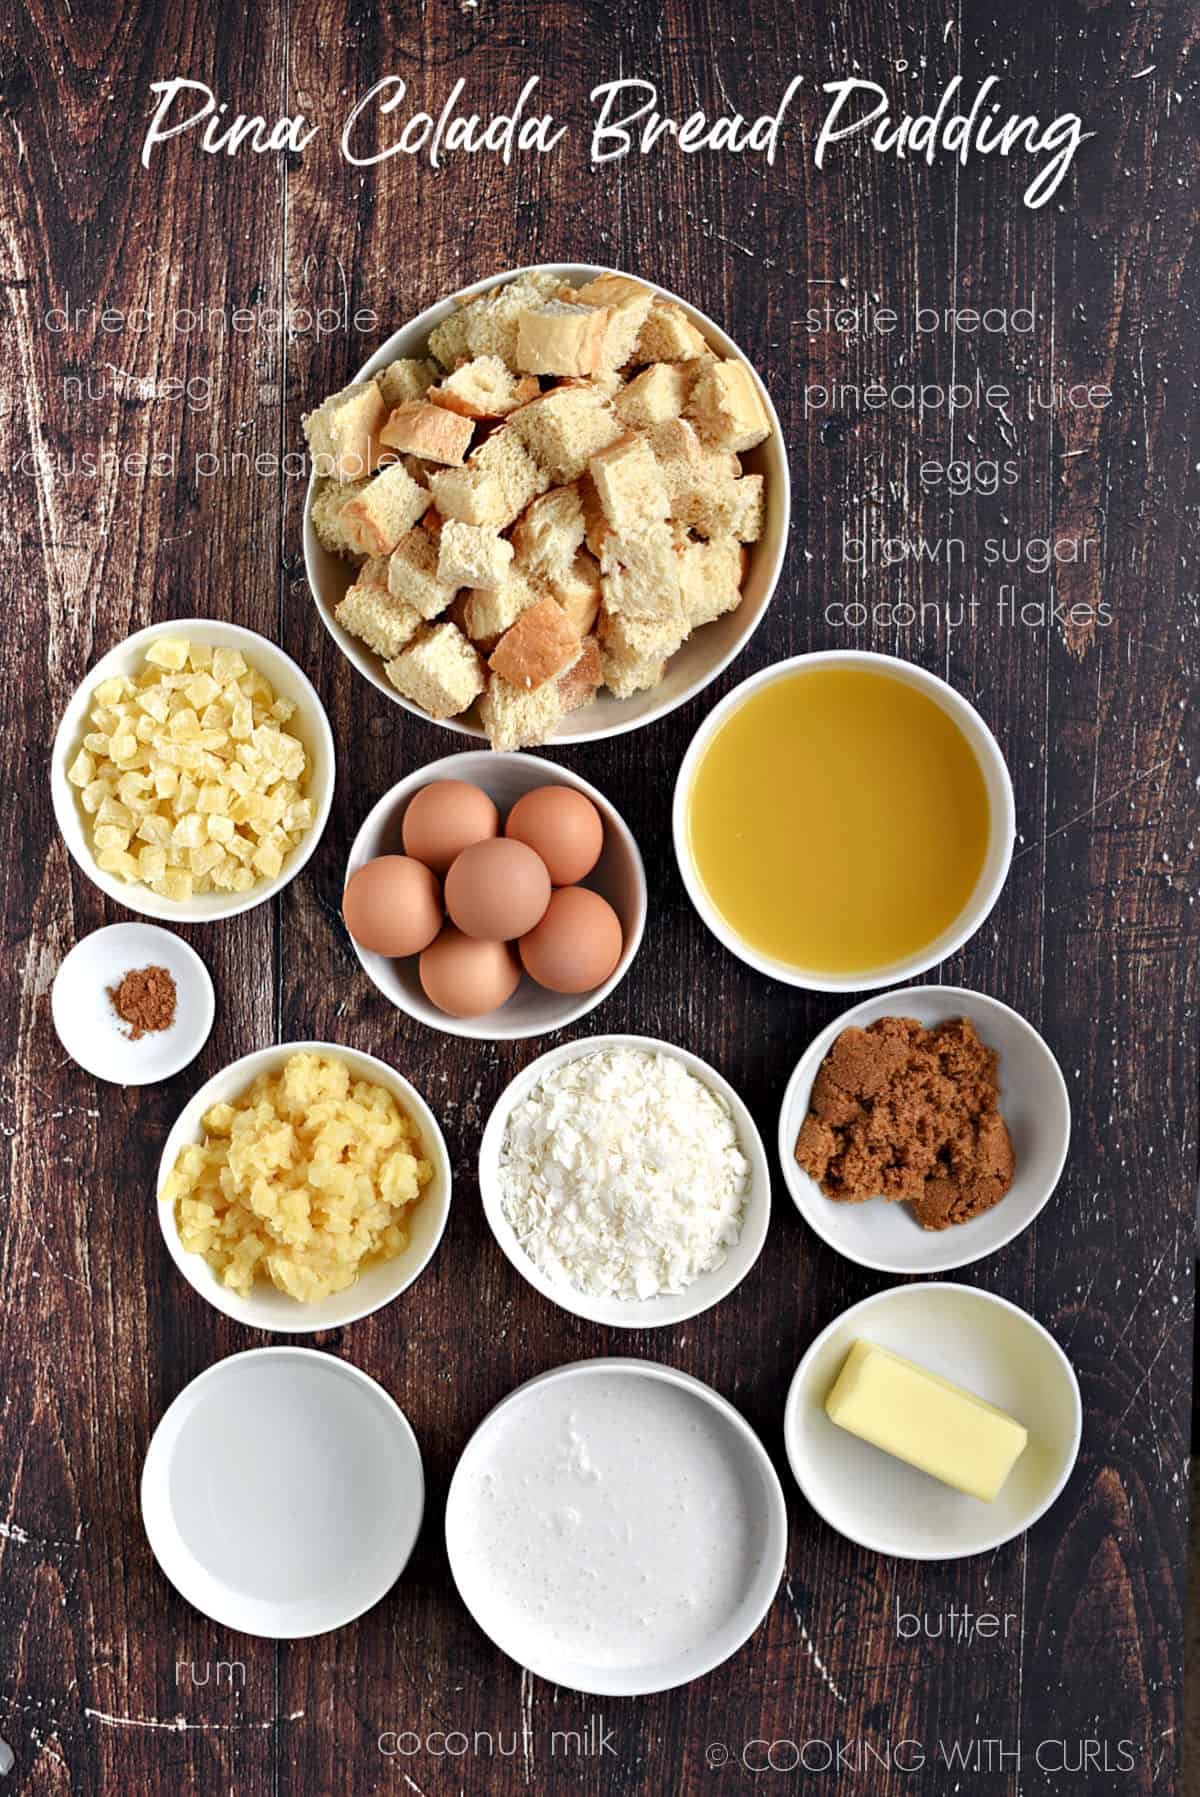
[387,527,459,620]
[548,550,602,637]
[429,428,549,529]
[479,672,567,752]
[572,274,655,369]
[685,359,773,452]
[516,301,611,377]
[379,400,474,466]
[648,416,740,486]
[599,609,684,699]
[385,623,486,720]
[589,434,671,533]
[428,305,473,370]
[634,301,710,364]
[458,271,563,364]
[310,477,371,561]
[600,530,686,630]
[687,472,765,543]
[615,363,688,430]
[431,355,538,420]
[647,416,749,536]
[339,461,431,557]
[678,537,745,630]
[335,555,423,659]
[558,635,602,714]
[586,367,626,401]
[302,379,387,483]
[461,573,542,649]
[509,385,621,483]
[376,357,439,409]
[489,596,583,692]
[510,483,586,581]
[437,521,514,592]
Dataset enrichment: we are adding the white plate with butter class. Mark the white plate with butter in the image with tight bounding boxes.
[784,1283,1081,1560]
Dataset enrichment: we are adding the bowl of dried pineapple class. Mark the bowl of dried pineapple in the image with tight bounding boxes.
[302,263,790,749]
[52,619,335,921]
[157,1042,453,1332]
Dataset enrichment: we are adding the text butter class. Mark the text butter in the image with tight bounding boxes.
[825,1340,1028,1503]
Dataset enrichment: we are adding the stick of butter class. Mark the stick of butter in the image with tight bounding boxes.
[825,1339,1028,1502]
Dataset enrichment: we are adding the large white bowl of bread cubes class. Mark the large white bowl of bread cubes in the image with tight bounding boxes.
[302,264,790,749]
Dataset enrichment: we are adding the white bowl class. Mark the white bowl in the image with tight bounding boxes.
[156,1041,452,1333]
[303,262,790,743]
[445,1358,787,1694]
[672,650,1016,991]
[778,988,1070,1274]
[51,923,215,1086]
[784,1283,1082,1560]
[141,1347,424,1637]
[345,751,647,1041]
[478,1034,770,1327]
[52,619,335,923]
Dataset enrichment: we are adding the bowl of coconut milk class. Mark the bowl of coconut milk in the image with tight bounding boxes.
[445,1357,788,1695]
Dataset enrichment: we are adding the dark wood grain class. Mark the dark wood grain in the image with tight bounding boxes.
[1,0,1196,1792]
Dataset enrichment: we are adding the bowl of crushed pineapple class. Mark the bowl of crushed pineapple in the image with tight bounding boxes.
[157,1042,452,1332]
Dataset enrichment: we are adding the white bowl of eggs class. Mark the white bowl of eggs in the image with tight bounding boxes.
[343,753,647,1041]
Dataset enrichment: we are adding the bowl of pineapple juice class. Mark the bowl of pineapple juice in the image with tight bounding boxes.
[672,652,1015,991]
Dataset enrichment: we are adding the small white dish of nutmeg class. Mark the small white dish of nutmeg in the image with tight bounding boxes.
[343,752,647,1041]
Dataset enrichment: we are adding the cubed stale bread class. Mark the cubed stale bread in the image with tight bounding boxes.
[306,268,776,747]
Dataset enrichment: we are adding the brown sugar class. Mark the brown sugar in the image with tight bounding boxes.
[794,1016,1015,1231]
[107,964,177,1041]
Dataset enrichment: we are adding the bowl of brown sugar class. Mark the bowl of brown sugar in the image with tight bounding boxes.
[51,923,215,1087]
[778,987,1071,1275]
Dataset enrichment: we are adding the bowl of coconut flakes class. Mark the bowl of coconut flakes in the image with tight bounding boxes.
[478,1033,772,1328]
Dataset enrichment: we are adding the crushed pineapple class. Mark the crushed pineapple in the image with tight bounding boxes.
[161,1051,434,1302]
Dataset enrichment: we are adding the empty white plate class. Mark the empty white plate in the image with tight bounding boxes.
[52,923,215,1085]
[141,1349,424,1637]
[784,1283,1082,1560]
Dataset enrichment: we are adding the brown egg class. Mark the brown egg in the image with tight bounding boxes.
[519,887,624,994]
[402,779,499,876]
[342,856,442,958]
[444,837,551,941]
[419,926,521,1018]
[505,785,604,886]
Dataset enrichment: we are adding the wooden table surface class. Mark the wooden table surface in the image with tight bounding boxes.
[2,0,1197,1791]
